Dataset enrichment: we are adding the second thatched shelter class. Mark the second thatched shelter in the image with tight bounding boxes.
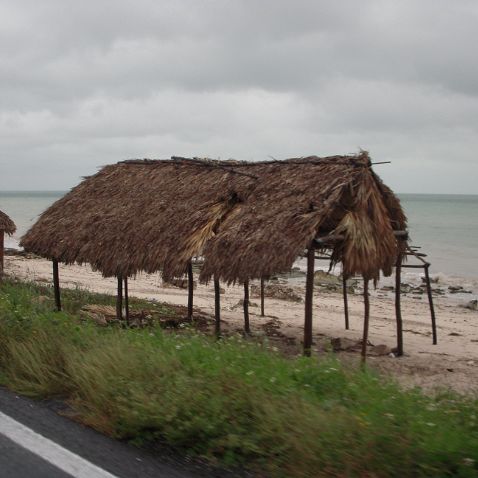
[0,210,16,237]
[0,209,16,276]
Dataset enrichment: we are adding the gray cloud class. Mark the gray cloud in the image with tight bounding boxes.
[0,0,477,193]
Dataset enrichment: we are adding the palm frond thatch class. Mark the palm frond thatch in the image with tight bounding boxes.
[20,152,406,283]
[0,210,16,236]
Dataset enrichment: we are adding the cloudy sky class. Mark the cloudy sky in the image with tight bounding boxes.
[0,0,477,193]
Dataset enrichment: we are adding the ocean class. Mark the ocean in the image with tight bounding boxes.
[400,194,478,278]
[0,191,62,250]
[1,191,477,279]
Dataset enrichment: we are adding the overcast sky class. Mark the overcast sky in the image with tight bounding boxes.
[0,0,477,193]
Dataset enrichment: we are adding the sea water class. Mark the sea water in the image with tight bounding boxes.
[1,191,477,279]
[400,194,478,278]
[0,191,63,249]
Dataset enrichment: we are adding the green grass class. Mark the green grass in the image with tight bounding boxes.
[0,278,477,477]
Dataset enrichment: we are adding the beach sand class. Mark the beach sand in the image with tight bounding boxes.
[4,254,478,394]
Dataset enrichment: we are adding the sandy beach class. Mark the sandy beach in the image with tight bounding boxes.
[4,253,478,394]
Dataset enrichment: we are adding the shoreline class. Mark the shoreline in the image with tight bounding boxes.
[4,252,478,394]
[6,246,478,299]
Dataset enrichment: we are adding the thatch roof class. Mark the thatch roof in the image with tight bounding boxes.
[0,210,16,236]
[21,152,406,283]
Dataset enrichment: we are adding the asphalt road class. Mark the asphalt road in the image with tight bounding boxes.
[0,387,248,478]
[0,433,71,478]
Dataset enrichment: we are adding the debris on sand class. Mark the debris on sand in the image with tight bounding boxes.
[330,337,362,352]
[80,304,116,326]
[463,299,478,311]
[162,278,197,290]
[80,303,213,329]
[313,270,341,291]
[331,337,392,356]
[231,299,258,310]
[251,283,302,302]
[262,318,286,338]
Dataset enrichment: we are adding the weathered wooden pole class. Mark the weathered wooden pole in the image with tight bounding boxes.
[342,274,350,330]
[0,229,4,280]
[214,276,221,337]
[424,264,438,345]
[260,277,265,317]
[395,254,404,356]
[52,259,61,311]
[116,275,123,321]
[361,277,370,363]
[187,261,194,320]
[243,279,251,334]
[303,244,315,357]
[124,277,130,326]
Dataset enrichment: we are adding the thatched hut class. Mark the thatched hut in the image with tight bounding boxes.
[22,151,418,357]
[22,152,405,278]
[0,209,16,277]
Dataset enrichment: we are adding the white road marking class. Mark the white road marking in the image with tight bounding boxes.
[0,410,118,478]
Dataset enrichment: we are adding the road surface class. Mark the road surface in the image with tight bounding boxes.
[0,387,246,478]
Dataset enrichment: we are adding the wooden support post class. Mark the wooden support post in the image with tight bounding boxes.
[0,230,4,280]
[243,279,251,334]
[260,277,265,317]
[342,274,350,330]
[395,254,404,356]
[361,278,370,364]
[116,275,123,321]
[124,277,130,326]
[214,276,221,337]
[187,261,194,321]
[424,264,438,345]
[52,259,61,311]
[304,245,315,357]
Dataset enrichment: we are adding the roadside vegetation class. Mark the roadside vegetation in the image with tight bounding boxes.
[0,278,477,477]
